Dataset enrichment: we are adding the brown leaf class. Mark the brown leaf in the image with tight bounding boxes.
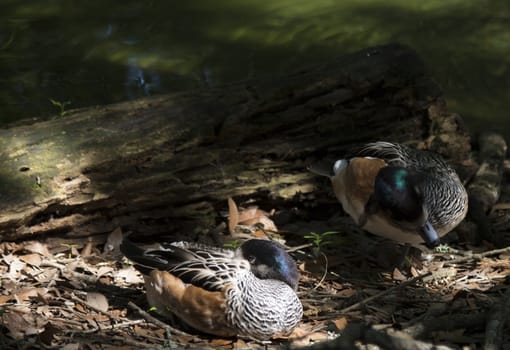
[86,292,109,312]
[233,338,247,348]
[133,324,150,337]
[227,197,239,235]
[116,267,143,284]
[75,303,86,313]
[410,266,420,277]
[253,215,277,232]
[209,338,233,347]
[14,288,47,303]
[238,207,277,231]
[24,241,52,257]
[289,324,330,347]
[2,310,34,339]
[237,207,264,224]
[392,268,406,281]
[251,230,268,238]
[0,294,12,303]
[19,253,42,267]
[332,316,348,330]
[6,256,26,279]
[81,240,94,257]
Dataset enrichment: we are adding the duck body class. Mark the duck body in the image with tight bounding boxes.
[120,238,303,340]
[330,141,468,248]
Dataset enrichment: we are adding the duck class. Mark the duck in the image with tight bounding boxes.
[120,238,303,340]
[322,141,468,248]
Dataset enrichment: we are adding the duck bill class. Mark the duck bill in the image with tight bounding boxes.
[419,222,440,248]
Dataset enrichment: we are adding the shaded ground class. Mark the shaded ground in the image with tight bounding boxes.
[1,162,510,350]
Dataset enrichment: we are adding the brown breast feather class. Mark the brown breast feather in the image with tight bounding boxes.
[345,157,387,204]
[144,270,236,337]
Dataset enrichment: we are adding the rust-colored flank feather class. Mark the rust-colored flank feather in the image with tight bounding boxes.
[145,270,234,336]
[345,157,387,205]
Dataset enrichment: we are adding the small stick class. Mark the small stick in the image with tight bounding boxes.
[443,246,510,265]
[286,243,314,253]
[337,246,510,314]
[312,252,329,291]
[127,301,190,337]
[339,272,432,314]
[69,294,118,320]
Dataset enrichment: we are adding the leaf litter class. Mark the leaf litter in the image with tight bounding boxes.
[0,197,509,350]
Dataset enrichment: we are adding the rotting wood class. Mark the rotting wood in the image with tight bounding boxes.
[466,132,507,245]
[0,44,471,242]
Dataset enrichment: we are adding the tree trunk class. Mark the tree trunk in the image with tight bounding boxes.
[0,44,470,244]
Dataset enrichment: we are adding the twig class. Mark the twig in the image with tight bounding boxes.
[286,243,314,253]
[68,294,118,320]
[443,246,510,266]
[338,271,432,313]
[484,286,510,350]
[311,252,329,291]
[127,301,190,337]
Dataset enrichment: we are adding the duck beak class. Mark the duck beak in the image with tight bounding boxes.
[419,221,440,248]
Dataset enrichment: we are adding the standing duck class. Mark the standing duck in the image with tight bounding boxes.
[327,141,468,248]
[120,238,303,340]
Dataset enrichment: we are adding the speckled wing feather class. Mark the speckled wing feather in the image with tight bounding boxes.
[357,141,453,174]
[169,241,236,260]
[167,258,249,292]
[121,239,248,292]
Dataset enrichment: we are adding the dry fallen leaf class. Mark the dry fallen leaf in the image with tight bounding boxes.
[81,240,94,257]
[86,292,109,312]
[14,287,48,303]
[19,253,42,267]
[209,338,233,347]
[392,268,406,281]
[0,294,13,304]
[116,267,144,284]
[237,207,265,224]
[228,197,239,235]
[332,316,348,330]
[5,256,26,279]
[24,241,52,258]
[2,309,37,339]
[289,324,330,347]
[238,207,278,232]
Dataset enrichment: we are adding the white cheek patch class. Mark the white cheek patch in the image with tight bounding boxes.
[333,159,348,175]
[254,264,271,278]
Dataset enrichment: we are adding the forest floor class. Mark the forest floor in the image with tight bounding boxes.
[1,163,510,350]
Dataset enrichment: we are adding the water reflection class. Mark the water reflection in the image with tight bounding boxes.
[125,57,161,99]
[1,1,509,139]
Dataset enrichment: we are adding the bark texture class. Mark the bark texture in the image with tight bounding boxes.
[0,44,470,243]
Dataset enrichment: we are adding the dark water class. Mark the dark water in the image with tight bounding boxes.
[2,1,509,139]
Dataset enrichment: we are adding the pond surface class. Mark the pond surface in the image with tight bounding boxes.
[2,1,509,139]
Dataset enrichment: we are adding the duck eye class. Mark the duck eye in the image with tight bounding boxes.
[247,255,256,264]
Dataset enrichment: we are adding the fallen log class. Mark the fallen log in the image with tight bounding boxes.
[0,44,470,243]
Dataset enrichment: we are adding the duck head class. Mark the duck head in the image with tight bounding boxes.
[369,166,440,248]
[237,239,300,290]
